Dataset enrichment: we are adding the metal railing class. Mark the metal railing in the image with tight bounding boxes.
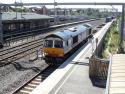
[105,54,112,94]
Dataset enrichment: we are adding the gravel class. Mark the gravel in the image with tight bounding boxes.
[0,58,48,94]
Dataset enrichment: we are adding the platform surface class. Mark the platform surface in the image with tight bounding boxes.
[109,54,125,94]
[53,60,104,94]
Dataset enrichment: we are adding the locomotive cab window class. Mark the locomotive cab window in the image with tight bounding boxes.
[66,41,68,46]
[73,35,78,44]
[44,40,53,47]
[54,40,63,48]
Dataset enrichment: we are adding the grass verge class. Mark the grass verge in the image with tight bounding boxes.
[101,21,119,58]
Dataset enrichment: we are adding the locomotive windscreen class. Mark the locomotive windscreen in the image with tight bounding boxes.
[44,40,53,47]
[44,39,63,48]
[54,40,63,48]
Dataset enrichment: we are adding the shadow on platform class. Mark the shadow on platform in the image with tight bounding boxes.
[71,61,89,66]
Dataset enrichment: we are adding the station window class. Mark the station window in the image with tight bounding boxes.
[3,24,9,31]
[54,40,63,48]
[20,24,24,29]
[10,24,16,31]
[44,40,53,47]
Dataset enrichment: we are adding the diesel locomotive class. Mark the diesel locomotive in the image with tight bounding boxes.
[42,23,92,65]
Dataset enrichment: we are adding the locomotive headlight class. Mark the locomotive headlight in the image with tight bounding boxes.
[58,54,64,57]
[44,52,48,56]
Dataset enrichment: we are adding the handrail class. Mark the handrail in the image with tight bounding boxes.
[105,54,112,94]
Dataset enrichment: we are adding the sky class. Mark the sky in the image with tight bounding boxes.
[0,0,125,11]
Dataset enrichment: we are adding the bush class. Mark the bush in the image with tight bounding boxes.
[101,21,119,58]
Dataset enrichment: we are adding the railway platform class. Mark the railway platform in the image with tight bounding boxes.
[51,59,104,94]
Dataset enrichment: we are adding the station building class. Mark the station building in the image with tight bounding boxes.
[1,12,53,39]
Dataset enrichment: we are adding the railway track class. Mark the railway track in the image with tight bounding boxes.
[12,65,58,94]
[0,19,106,94]
[6,22,104,94]
[0,38,43,66]
[4,19,99,40]
[3,19,100,48]
[0,19,104,67]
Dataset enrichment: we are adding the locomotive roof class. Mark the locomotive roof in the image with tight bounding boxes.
[45,25,87,40]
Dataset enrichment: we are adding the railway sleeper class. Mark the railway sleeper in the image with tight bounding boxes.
[20,89,31,94]
[28,83,37,87]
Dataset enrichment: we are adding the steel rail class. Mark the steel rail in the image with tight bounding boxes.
[0,41,43,66]
[0,42,42,61]
[12,65,58,94]
[0,39,42,56]
[0,19,101,66]
[0,37,43,53]
[3,19,99,39]
[0,46,40,66]
[0,19,99,54]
